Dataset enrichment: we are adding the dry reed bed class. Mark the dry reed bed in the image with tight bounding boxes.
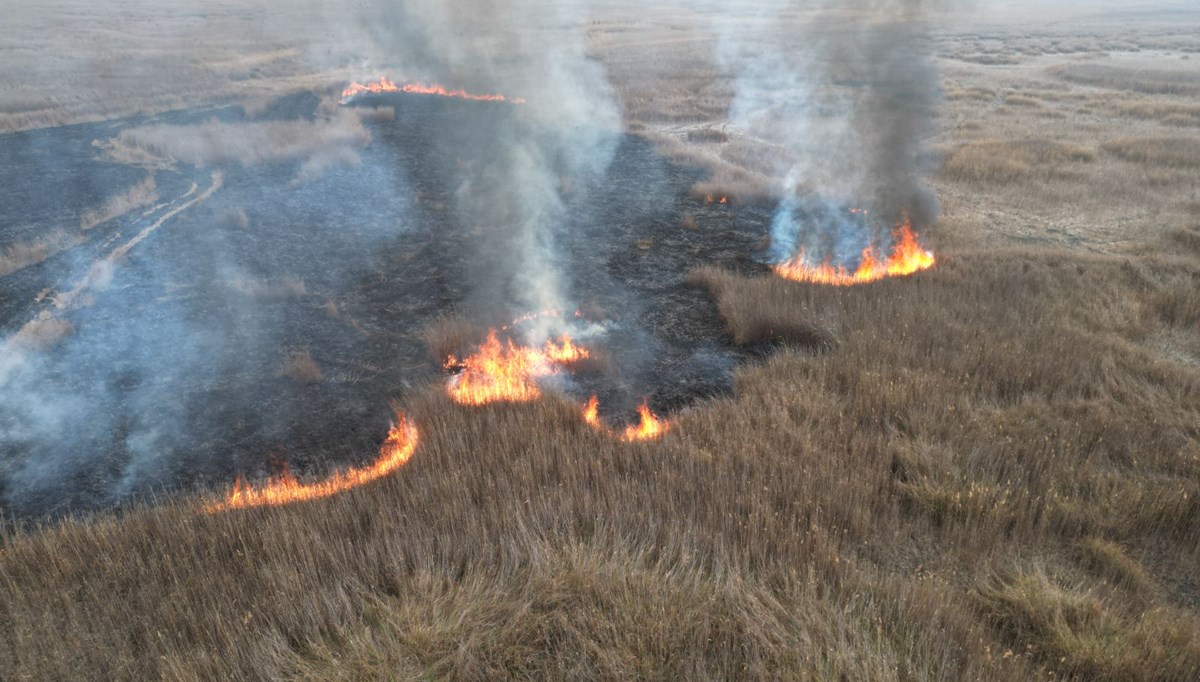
[3,238,1199,679]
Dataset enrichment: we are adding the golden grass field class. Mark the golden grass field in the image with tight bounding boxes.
[3,2,1200,679]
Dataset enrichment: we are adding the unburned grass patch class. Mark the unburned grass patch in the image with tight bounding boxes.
[977,567,1200,681]
[1101,137,1200,169]
[685,127,729,144]
[1110,100,1200,127]
[687,265,837,350]
[940,139,1095,184]
[1074,537,1157,595]
[1051,63,1200,97]
[420,313,482,362]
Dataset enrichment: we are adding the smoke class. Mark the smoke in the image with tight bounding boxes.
[0,1,620,516]
[356,0,621,332]
[718,0,946,263]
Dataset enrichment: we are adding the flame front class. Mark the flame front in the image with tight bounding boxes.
[447,330,588,406]
[622,401,669,441]
[341,77,526,105]
[207,414,418,512]
[582,396,669,441]
[582,395,601,429]
[774,219,936,286]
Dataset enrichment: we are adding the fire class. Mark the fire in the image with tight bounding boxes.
[340,77,525,105]
[774,219,935,286]
[622,401,670,441]
[207,413,419,512]
[581,396,670,442]
[582,395,601,428]
[446,330,588,405]
[704,194,728,205]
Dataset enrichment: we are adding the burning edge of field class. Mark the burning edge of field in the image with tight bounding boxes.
[206,319,674,512]
[772,217,937,287]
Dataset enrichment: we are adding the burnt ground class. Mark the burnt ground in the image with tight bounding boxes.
[0,90,777,518]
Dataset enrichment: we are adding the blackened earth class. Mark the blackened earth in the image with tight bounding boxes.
[0,90,778,518]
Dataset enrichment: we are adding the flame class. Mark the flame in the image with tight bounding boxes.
[774,219,935,286]
[341,77,525,105]
[581,395,670,441]
[704,194,728,205]
[207,413,418,512]
[446,330,588,405]
[582,395,601,428]
[622,401,670,441]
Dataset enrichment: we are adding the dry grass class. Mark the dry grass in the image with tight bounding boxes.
[0,230,83,277]
[4,222,1198,678]
[1051,63,1200,97]
[280,349,324,383]
[687,266,837,350]
[420,313,483,362]
[3,6,1200,680]
[1110,99,1200,127]
[79,175,158,231]
[977,567,1200,681]
[941,139,1096,184]
[1102,137,1200,169]
[1075,537,1158,595]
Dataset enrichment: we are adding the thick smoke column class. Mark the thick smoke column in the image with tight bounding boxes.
[718,1,944,263]
[360,0,621,332]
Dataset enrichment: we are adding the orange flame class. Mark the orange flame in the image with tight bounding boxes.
[774,220,935,286]
[704,194,728,205]
[622,401,670,441]
[341,77,525,105]
[446,330,589,406]
[581,396,670,441]
[207,413,418,512]
[582,395,601,428]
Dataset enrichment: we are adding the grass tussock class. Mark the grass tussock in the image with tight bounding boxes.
[8,312,75,351]
[977,567,1200,681]
[941,140,1095,184]
[1111,100,1200,127]
[419,314,482,362]
[79,174,158,230]
[1101,137,1200,169]
[685,127,729,144]
[1075,537,1157,595]
[687,266,837,349]
[1004,94,1043,108]
[280,349,324,383]
[1051,63,1200,97]
[0,230,83,278]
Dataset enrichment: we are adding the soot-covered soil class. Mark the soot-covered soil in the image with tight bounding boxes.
[0,90,778,517]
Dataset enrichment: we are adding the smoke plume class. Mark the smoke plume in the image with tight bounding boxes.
[358,0,621,330]
[718,0,945,263]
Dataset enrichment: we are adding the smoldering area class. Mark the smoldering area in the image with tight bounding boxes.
[0,89,783,518]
